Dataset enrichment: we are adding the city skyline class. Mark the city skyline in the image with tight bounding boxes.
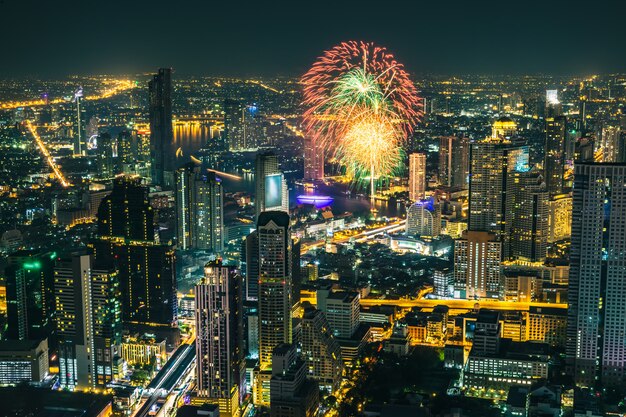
[2,5,626,414]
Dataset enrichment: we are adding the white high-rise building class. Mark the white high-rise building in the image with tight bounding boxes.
[567,163,626,386]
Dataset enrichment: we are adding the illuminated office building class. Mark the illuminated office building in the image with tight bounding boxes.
[439,135,469,189]
[468,121,529,236]
[408,152,426,201]
[224,99,244,151]
[149,68,174,188]
[244,230,259,301]
[567,162,626,386]
[55,253,121,390]
[453,230,501,299]
[97,176,154,242]
[175,164,224,252]
[504,168,549,262]
[544,115,567,196]
[196,260,245,417]
[117,130,137,174]
[4,250,56,341]
[547,194,572,243]
[93,177,177,328]
[257,211,293,369]
[0,339,49,385]
[97,132,116,178]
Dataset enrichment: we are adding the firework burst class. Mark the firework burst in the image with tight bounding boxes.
[301,41,421,196]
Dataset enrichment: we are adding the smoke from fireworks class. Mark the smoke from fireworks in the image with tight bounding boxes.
[301,41,422,193]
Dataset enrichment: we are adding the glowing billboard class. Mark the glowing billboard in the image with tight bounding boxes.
[265,173,283,209]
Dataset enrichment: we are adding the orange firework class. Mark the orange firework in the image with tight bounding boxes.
[301,41,422,196]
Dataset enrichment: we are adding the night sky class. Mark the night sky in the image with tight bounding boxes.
[1,0,625,77]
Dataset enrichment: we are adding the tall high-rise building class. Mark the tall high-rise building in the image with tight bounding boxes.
[4,250,56,341]
[244,230,259,301]
[117,130,138,174]
[453,230,501,300]
[468,125,528,235]
[567,163,626,386]
[597,120,624,163]
[439,136,469,189]
[544,115,567,196]
[224,99,244,151]
[255,152,288,220]
[149,68,174,188]
[175,164,194,250]
[97,176,154,242]
[406,197,441,237]
[92,177,177,329]
[196,260,245,416]
[175,164,224,252]
[90,266,122,387]
[504,168,549,262]
[55,252,121,390]
[97,132,116,178]
[303,136,324,180]
[300,305,343,391]
[408,152,426,201]
[257,211,292,369]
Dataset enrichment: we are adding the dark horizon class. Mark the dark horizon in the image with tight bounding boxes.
[1,0,625,78]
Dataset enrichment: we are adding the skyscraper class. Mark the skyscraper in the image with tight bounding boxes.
[567,162,626,386]
[504,168,549,262]
[257,211,292,369]
[55,252,121,390]
[97,176,154,242]
[468,124,528,235]
[223,99,244,151]
[175,164,194,250]
[303,136,324,180]
[92,176,177,329]
[149,68,174,188]
[252,211,293,407]
[4,250,56,341]
[408,152,426,201]
[196,260,245,417]
[117,130,137,174]
[453,230,501,300]
[97,132,116,178]
[244,230,259,301]
[439,135,469,189]
[255,152,288,221]
[175,164,224,252]
[544,115,567,196]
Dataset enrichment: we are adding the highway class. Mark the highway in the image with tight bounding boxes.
[301,292,567,312]
[301,219,406,254]
[133,341,196,417]
[1,79,135,110]
[24,120,71,187]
